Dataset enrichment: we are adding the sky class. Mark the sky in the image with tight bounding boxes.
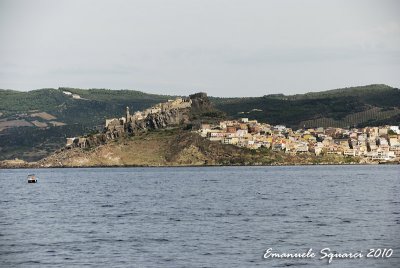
[0,0,399,97]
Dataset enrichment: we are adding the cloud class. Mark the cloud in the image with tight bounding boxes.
[0,0,399,96]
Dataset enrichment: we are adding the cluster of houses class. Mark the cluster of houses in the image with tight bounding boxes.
[198,118,400,162]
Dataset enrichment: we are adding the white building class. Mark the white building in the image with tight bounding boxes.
[389,126,400,134]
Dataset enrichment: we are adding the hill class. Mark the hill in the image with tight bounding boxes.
[0,87,172,161]
[0,84,399,161]
[0,128,356,168]
[212,84,400,128]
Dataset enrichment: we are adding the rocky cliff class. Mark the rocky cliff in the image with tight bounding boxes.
[64,92,214,150]
[127,107,191,133]
[189,92,212,113]
[126,92,213,133]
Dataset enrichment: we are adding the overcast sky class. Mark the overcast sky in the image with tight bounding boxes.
[0,0,399,97]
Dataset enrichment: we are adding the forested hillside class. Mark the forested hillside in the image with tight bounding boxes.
[0,84,399,161]
[212,84,400,128]
[0,88,171,160]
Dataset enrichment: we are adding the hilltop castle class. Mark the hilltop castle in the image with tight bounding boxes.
[104,96,192,133]
[66,93,209,149]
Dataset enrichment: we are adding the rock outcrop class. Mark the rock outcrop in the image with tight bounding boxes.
[65,92,213,150]
[0,158,34,168]
[189,92,212,113]
[127,107,190,133]
[126,92,212,133]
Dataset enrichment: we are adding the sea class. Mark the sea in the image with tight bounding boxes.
[0,165,399,267]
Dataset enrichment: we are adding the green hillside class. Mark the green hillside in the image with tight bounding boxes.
[0,87,171,161]
[0,87,171,123]
[0,84,399,161]
[213,84,400,128]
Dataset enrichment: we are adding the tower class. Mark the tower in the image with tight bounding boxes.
[126,106,130,122]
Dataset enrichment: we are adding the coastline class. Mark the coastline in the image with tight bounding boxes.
[1,127,398,170]
[1,161,397,170]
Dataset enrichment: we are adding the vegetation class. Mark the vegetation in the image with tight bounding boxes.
[31,128,357,168]
[0,84,399,161]
[212,84,400,128]
[0,87,172,160]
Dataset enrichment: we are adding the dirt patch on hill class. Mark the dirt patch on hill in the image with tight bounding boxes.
[49,121,66,126]
[30,112,57,120]
[0,119,33,132]
[31,120,48,128]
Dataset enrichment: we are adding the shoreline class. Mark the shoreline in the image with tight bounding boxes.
[1,161,398,170]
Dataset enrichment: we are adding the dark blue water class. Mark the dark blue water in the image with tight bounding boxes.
[0,166,399,267]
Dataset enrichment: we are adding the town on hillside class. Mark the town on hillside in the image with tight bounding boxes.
[66,96,400,163]
[197,119,400,163]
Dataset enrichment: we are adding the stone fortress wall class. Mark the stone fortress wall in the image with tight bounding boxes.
[66,95,201,149]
